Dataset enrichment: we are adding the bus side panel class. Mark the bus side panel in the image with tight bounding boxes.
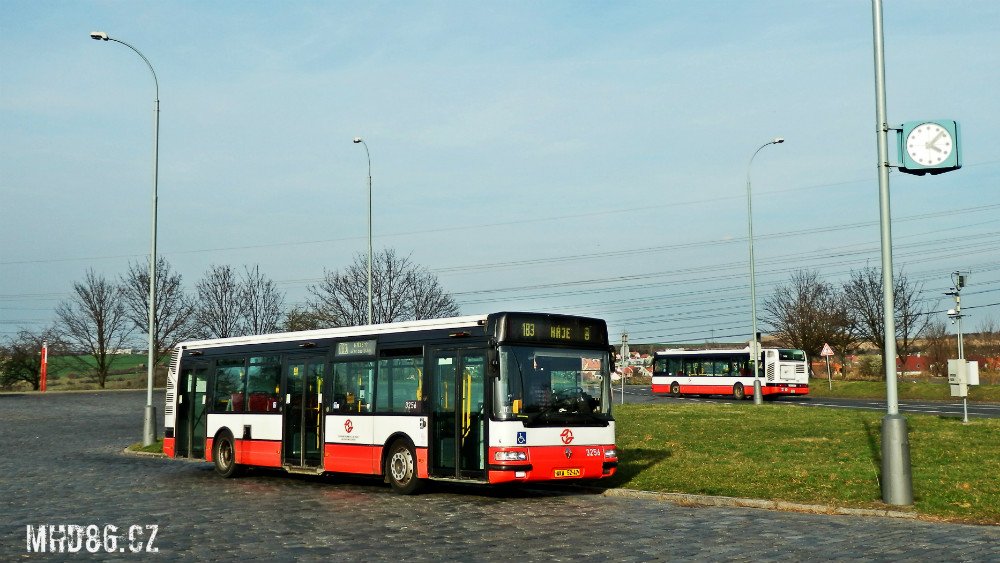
[651,376,671,394]
[235,414,282,467]
[373,415,428,477]
[205,413,243,463]
[679,383,733,395]
[323,414,378,474]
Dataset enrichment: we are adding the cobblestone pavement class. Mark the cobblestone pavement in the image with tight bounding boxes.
[2,391,997,561]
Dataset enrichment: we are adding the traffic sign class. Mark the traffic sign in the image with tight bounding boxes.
[820,343,834,357]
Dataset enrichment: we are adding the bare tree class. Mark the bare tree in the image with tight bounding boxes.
[308,248,460,326]
[762,270,856,359]
[922,320,951,377]
[194,265,245,338]
[408,266,460,320]
[0,327,63,390]
[968,317,1000,360]
[842,266,931,374]
[241,265,285,335]
[121,257,196,363]
[55,269,134,387]
[283,305,325,332]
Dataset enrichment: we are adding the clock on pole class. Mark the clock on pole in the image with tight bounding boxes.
[897,120,961,175]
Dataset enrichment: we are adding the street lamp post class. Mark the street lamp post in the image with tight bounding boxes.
[90,31,159,446]
[746,137,784,404]
[871,0,913,505]
[353,137,373,325]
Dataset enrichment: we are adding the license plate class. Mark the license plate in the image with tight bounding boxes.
[554,468,581,478]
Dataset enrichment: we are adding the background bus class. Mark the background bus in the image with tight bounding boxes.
[651,347,809,399]
[163,312,617,494]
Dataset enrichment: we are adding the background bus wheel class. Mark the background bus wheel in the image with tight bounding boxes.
[670,382,680,397]
[385,439,422,495]
[733,383,746,401]
[213,431,242,478]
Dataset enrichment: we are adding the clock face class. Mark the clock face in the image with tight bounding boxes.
[905,122,953,167]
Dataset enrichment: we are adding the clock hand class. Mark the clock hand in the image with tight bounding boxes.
[925,131,946,150]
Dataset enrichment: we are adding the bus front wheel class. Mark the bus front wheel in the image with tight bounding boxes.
[385,439,422,495]
[733,383,746,401]
[670,382,680,397]
[213,431,242,478]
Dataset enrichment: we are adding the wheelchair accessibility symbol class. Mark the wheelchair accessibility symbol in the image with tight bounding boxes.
[516,431,527,445]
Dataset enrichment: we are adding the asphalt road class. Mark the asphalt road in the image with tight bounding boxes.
[617,385,1000,419]
[2,390,998,561]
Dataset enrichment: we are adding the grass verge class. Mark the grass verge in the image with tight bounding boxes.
[609,402,999,525]
[807,379,1000,402]
[127,440,164,455]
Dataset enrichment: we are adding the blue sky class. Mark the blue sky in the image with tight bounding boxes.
[2,1,999,346]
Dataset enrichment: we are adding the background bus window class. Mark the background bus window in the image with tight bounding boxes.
[376,355,423,414]
[332,361,374,414]
[246,356,281,413]
[213,359,246,412]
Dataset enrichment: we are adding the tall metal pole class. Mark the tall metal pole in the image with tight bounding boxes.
[91,32,160,447]
[870,0,913,505]
[951,271,967,423]
[746,137,783,403]
[353,137,374,325]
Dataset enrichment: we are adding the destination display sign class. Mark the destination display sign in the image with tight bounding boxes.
[501,314,607,346]
[335,339,377,357]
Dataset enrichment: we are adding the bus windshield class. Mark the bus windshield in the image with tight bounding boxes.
[494,345,611,424]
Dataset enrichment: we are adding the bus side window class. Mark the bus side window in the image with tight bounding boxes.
[213,360,246,412]
[376,353,424,414]
[332,360,374,414]
[246,359,281,413]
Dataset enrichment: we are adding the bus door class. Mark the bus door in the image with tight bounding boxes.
[282,357,326,468]
[429,348,486,478]
[175,362,209,459]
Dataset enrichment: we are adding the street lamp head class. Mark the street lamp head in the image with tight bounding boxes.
[353,137,363,144]
[90,31,110,41]
[773,137,785,144]
[947,309,957,316]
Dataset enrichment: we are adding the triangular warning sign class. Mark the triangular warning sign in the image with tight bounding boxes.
[820,343,834,357]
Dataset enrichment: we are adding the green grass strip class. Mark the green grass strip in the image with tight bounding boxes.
[609,402,1000,524]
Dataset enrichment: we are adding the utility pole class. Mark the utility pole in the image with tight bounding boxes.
[620,332,629,405]
[946,271,968,423]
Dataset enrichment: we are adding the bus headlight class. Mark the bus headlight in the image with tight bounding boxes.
[494,450,528,462]
[604,448,617,459]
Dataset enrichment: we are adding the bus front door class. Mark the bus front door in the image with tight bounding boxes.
[175,363,208,459]
[282,358,325,469]
[430,349,486,479]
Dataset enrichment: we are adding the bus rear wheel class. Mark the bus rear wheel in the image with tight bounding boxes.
[670,382,680,397]
[213,431,242,478]
[385,439,422,495]
[732,383,746,401]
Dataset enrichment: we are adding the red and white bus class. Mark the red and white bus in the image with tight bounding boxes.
[163,312,617,493]
[651,347,809,399]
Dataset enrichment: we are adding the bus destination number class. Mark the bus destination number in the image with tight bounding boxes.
[550,326,572,340]
[509,315,601,345]
[520,322,579,340]
[553,468,582,478]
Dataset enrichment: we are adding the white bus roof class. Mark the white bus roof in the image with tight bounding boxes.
[177,314,488,351]
[654,347,753,355]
